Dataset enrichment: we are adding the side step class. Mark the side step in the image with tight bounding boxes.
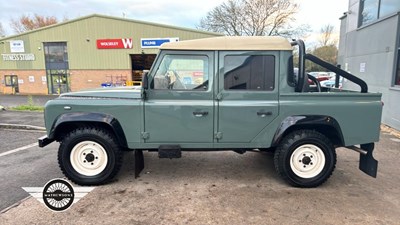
[158,145,182,159]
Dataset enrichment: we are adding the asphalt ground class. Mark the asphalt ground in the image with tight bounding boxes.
[0,94,57,108]
[0,126,399,224]
[0,111,44,128]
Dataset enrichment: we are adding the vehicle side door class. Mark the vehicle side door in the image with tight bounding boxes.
[216,51,279,143]
[144,51,214,143]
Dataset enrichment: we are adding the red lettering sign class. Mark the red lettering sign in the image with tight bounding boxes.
[192,71,203,76]
[96,38,133,49]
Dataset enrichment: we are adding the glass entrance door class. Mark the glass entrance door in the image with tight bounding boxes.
[51,74,69,94]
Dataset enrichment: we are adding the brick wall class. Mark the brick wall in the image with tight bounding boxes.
[0,69,132,94]
[0,70,48,94]
[70,70,132,91]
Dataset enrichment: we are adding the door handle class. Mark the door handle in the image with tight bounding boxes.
[257,111,273,117]
[193,111,208,117]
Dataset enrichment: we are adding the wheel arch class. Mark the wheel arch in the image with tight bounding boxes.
[49,112,128,148]
[271,115,344,147]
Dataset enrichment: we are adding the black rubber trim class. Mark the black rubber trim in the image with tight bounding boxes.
[49,112,128,148]
[272,115,344,147]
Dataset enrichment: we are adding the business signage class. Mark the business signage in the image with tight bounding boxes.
[141,37,179,48]
[10,40,25,53]
[2,54,35,61]
[96,38,133,49]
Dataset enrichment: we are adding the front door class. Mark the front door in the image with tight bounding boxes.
[11,75,19,93]
[144,51,214,143]
[217,51,279,143]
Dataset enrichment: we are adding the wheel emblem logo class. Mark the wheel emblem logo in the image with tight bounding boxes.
[42,179,75,211]
[22,178,95,212]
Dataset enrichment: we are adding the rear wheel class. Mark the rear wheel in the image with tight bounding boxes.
[274,130,336,188]
[58,127,123,186]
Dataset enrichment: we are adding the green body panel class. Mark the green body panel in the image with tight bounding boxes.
[43,49,383,150]
[44,89,143,147]
[278,93,382,146]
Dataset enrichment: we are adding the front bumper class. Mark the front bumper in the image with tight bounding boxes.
[38,135,54,147]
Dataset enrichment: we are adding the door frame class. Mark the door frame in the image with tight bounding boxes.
[143,50,216,143]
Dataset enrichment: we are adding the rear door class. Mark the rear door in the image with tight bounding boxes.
[216,51,279,143]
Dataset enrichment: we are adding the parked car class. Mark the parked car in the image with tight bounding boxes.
[307,72,332,84]
[321,76,344,88]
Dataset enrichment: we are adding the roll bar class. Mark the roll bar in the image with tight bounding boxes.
[291,39,368,93]
[291,40,306,92]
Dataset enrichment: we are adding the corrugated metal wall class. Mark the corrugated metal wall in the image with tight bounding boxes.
[0,14,222,70]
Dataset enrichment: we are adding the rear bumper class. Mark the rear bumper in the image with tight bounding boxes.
[38,135,54,147]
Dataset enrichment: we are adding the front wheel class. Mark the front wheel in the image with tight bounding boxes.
[58,127,123,186]
[274,130,336,188]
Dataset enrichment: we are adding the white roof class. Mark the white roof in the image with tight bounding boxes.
[160,36,292,51]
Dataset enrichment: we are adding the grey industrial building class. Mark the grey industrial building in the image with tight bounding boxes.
[338,0,400,130]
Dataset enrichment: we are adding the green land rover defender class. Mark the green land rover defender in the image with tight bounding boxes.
[39,36,383,188]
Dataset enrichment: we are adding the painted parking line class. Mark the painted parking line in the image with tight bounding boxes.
[0,143,38,158]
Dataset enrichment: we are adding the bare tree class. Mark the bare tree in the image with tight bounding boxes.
[0,22,6,37]
[198,0,307,37]
[318,24,337,46]
[10,14,58,34]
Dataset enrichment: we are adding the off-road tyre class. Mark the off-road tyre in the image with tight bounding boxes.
[58,127,123,186]
[274,129,336,188]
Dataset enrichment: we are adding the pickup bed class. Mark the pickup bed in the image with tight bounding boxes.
[39,36,383,188]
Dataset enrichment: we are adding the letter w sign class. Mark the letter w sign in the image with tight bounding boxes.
[97,38,133,49]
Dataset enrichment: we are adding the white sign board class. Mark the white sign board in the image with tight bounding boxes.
[18,79,24,84]
[360,63,366,73]
[2,54,35,61]
[10,40,25,53]
[29,76,35,83]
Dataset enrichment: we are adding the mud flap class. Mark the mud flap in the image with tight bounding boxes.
[359,143,378,178]
[134,150,144,178]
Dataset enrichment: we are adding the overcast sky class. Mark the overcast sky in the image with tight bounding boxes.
[0,0,348,44]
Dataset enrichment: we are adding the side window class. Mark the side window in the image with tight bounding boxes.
[152,55,209,91]
[224,55,275,91]
[4,75,17,87]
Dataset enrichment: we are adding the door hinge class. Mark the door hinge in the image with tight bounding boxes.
[216,93,223,101]
[141,132,150,140]
[214,132,223,140]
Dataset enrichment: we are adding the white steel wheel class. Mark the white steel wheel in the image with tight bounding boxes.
[274,129,337,188]
[70,141,108,176]
[289,144,326,179]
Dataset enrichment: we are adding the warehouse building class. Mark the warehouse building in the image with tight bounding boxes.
[0,14,221,95]
[338,0,400,130]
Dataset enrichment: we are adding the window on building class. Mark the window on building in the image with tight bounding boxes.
[380,0,400,17]
[360,0,400,27]
[44,43,68,63]
[224,55,275,91]
[396,49,400,86]
[4,75,17,87]
[360,0,379,26]
[152,55,209,90]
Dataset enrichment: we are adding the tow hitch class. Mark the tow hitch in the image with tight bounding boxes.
[347,143,378,177]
